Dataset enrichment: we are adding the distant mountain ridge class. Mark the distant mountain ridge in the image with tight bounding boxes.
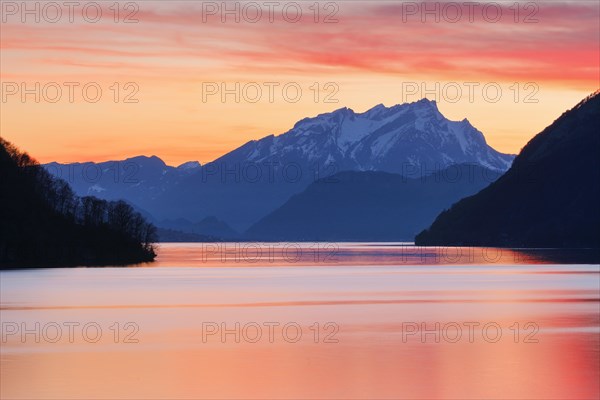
[416,90,600,248]
[246,164,503,241]
[44,99,515,231]
[45,155,200,201]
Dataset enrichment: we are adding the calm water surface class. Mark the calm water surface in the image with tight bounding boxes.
[1,243,599,399]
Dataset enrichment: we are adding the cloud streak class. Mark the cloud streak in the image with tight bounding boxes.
[2,1,598,85]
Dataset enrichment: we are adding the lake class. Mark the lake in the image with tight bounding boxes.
[1,243,599,399]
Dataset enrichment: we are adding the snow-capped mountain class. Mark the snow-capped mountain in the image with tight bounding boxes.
[215,99,514,174]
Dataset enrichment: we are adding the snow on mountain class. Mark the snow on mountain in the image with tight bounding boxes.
[216,99,514,174]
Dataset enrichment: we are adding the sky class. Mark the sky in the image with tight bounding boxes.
[1,0,599,166]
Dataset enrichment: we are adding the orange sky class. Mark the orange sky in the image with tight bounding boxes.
[1,1,599,165]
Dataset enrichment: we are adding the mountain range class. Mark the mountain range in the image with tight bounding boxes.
[44,99,515,234]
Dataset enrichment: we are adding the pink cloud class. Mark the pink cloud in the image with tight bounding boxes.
[1,1,598,87]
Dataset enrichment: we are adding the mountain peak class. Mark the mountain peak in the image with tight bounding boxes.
[361,98,440,120]
[329,106,356,120]
[126,155,167,168]
[415,97,437,106]
[405,97,439,112]
[333,106,354,114]
[177,161,201,170]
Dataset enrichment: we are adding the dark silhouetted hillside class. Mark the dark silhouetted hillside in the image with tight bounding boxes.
[0,139,157,268]
[416,91,600,248]
[246,164,502,241]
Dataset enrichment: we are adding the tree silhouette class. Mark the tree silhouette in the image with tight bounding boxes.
[0,138,157,268]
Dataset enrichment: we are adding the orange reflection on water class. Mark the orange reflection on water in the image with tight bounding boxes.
[1,244,599,399]
[2,317,598,399]
[149,243,600,267]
